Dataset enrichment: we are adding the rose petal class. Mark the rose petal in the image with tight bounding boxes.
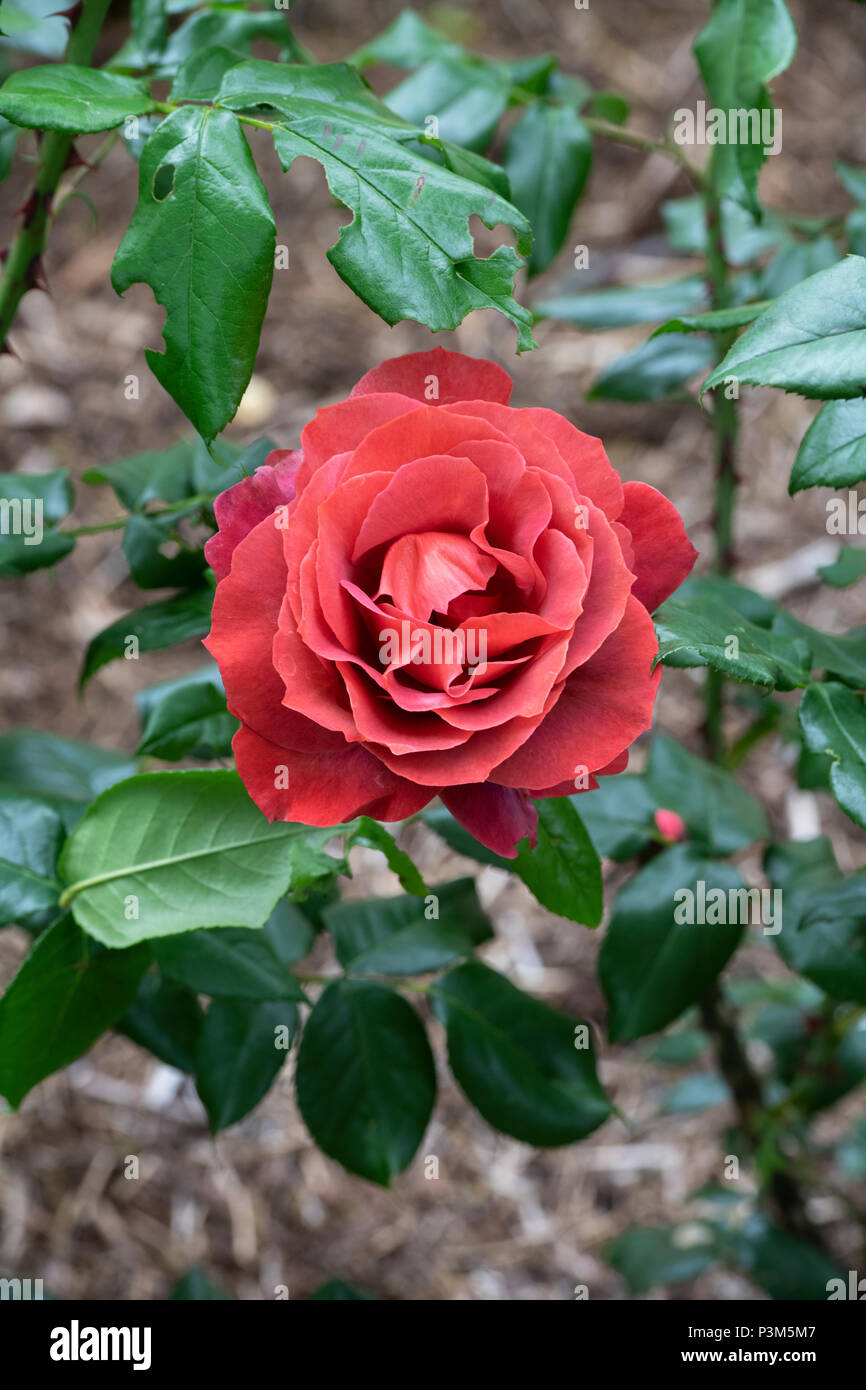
[491,596,660,788]
[618,480,698,612]
[441,783,538,859]
[522,407,624,520]
[351,346,513,406]
[204,513,342,752]
[233,725,435,823]
[205,450,301,583]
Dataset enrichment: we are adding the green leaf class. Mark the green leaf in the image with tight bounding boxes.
[261,896,318,967]
[0,916,150,1107]
[606,1225,718,1294]
[837,160,866,204]
[0,729,137,811]
[600,846,747,1042]
[799,682,866,831]
[130,0,168,65]
[348,817,426,896]
[167,45,244,101]
[535,275,706,329]
[216,61,535,350]
[80,587,213,688]
[658,1072,729,1114]
[424,798,602,926]
[0,0,67,60]
[118,967,203,1072]
[693,0,797,213]
[789,398,866,493]
[758,236,839,299]
[323,877,491,976]
[296,979,436,1184]
[502,102,591,276]
[122,510,208,590]
[0,64,157,131]
[654,587,811,690]
[774,872,866,1005]
[195,997,296,1132]
[136,665,238,760]
[83,434,248,510]
[385,57,511,152]
[0,789,63,926]
[513,797,602,926]
[0,114,19,182]
[589,334,714,402]
[431,961,611,1145]
[154,926,307,1001]
[0,469,74,577]
[112,106,275,440]
[773,612,866,687]
[646,733,769,855]
[58,769,347,948]
[653,300,772,336]
[728,1215,842,1301]
[703,256,866,399]
[350,11,464,69]
[662,194,786,264]
[818,546,866,588]
[573,776,658,861]
[138,6,307,79]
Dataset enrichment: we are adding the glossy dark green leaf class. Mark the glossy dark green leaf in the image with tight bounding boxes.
[154,926,306,1001]
[654,586,811,690]
[195,997,297,1132]
[145,7,307,78]
[296,979,436,1184]
[0,916,150,1107]
[773,612,866,687]
[0,64,157,131]
[261,897,317,968]
[536,276,706,329]
[323,877,491,976]
[502,101,591,275]
[0,469,73,576]
[0,789,63,926]
[818,546,866,588]
[799,682,866,831]
[112,106,276,440]
[600,846,747,1042]
[589,334,714,402]
[118,967,203,1072]
[646,733,769,855]
[662,194,786,264]
[80,587,213,688]
[122,510,207,590]
[216,61,535,350]
[58,769,347,948]
[572,776,658,861]
[789,398,866,493]
[136,665,237,760]
[0,0,67,60]
[431,961,610,1145]
[703,256,866,399]
[693,0,796,212]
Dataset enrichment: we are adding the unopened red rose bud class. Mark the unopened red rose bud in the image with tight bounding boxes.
[654,808,688,842]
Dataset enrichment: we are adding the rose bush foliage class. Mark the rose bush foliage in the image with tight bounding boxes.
[204,347,696,856]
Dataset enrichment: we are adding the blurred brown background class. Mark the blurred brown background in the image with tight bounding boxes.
[1,0,865,1300]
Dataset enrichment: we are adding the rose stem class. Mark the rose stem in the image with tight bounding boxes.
[0,0,112,351]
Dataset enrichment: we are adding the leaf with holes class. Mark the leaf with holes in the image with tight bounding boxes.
[112,106,275,440]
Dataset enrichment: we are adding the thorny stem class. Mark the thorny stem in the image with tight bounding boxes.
[0,0,112,350]
[62,493,215,536]
[697,146,829,1255]
[51,127,119,220]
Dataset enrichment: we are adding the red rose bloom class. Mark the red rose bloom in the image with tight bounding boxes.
[204,348,696,857]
